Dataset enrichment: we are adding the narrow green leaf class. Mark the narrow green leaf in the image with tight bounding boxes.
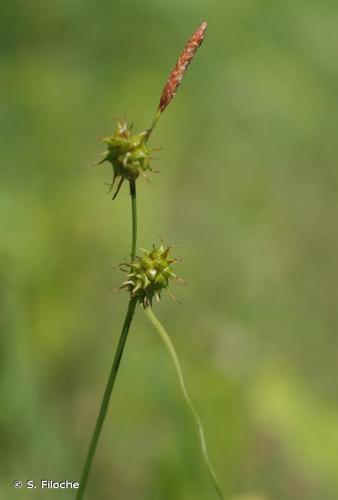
[144,305,225,500]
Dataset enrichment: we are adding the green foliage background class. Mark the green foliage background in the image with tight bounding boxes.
[1,1,338,499]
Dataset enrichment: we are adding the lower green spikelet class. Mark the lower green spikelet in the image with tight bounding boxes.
[96,121,157,199]
[120,244,185,306]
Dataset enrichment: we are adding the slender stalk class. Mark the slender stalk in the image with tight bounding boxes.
[76,297,137,500]
[144,305,225,500]
[130,180,137,261]
[76,183,138,500]
[145,109,161,142]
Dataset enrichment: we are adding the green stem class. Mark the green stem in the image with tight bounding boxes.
[76,183,138,500]
[76,297,137,500]
[145,109,161,142]
[144,306,225,500]
[130,180,137,261]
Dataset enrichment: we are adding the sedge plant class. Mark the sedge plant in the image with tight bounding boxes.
[76,21,225,500]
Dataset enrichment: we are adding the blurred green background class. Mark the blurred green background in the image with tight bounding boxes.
[1,1,338,499]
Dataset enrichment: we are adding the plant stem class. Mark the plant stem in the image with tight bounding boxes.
[144,305,225,500]
[76,297,137,500]
[76,182,138,500]
[145,109,161,142]
[130,180,137,260]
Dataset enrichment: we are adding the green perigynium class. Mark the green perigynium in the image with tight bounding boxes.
[120,244,185,306]
[98,120,157,199]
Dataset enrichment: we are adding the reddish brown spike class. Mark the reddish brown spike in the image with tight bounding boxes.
[159,21,207,113]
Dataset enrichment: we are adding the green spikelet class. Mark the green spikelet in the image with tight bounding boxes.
[98,120,156,199]
[120,243,185,306]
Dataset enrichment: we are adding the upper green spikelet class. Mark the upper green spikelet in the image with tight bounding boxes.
[97,120,157,199]
[120,243,185,307]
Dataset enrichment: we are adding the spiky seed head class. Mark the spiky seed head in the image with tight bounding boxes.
[97,120,158,199]
[158,21,207,113]
[120,244,184,306]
